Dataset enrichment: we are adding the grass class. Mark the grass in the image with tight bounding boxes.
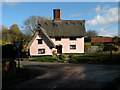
[69,53,120,64]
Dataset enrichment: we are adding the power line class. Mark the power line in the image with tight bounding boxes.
[103,22,118,31]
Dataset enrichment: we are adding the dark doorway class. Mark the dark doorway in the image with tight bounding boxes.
[56,45,62,53]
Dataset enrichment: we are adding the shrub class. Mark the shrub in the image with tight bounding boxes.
[22,49,28,53]
[84,42,91,51]
[58,60,64,63]
[21,58,28,61]
[59,54,66,61]
[69,59,78,63]
[69,55,74,59]
[16,64,23,68]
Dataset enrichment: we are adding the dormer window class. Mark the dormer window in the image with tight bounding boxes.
[38,39,42,44]
[55,37,61,41]
[69,37,76,40]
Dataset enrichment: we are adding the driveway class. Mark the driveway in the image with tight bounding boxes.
[4,61,120,89]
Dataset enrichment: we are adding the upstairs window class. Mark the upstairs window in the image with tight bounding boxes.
[38,49,45,54]
[70,45,76,49]
[38,39,42,44]
[69,37,76,40]
[55,37,61,41]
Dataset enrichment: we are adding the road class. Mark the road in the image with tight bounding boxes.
[4,61,120,89]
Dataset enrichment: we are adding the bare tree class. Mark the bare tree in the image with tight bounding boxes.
[86,30,98,37]
[22,16,50,35]
[85,30,98,42]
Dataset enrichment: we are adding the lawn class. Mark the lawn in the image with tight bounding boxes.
[69,53,120,64]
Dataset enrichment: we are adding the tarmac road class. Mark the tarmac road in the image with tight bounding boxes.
[4,61,120,89]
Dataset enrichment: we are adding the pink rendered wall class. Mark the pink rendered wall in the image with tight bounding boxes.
[30,35,52,56]
[51,37,84,53]
[30,34,84,56]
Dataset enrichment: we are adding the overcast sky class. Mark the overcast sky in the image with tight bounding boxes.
[1,1,119,37]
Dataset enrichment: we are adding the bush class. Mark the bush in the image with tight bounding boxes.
[69,55,74,59]
[22,49,28,53]
[31,56,58,62]
[20,58,28,61]
[59,54,66,60]
[16,64,23,68]
[93,42,104,46]
[84,42,91,51]
[69,59,78,63]
[58,60,64,63]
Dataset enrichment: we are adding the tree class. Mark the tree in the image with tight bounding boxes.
[112,36,120,46]
[85,30,98,42]
[2,25,10,42]
[23,16,50,35]
[86,30,98,37]
[103,36,120,57]
[103,44,118,57]
[9,24,23,43]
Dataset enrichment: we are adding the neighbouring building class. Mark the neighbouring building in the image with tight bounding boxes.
[91,37,118,45]
[26,9,86,57]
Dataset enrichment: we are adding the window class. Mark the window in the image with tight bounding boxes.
[70,45,76,49]
[38,39,42,44]
[38,49,45,54]
[69,37,76,40]
[55,37,61,41]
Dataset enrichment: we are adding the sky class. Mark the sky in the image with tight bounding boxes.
[1,1,119,37]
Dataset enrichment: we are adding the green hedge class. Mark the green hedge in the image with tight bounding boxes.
[31,56,58,62]
[30,55,66,63]
[69,53,120,64]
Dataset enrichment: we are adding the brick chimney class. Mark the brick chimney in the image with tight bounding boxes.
[53,9,61,21]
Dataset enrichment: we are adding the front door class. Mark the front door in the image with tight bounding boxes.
[56,45,62,53]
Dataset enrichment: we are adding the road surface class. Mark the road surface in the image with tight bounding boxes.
[4,61,120,89]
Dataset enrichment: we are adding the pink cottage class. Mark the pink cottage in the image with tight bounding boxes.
[26,9,86,57]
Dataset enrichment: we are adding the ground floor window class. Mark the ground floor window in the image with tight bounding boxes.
[70,45,76,49]
[38,49,45,54]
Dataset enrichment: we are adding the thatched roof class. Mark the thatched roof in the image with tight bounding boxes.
[38,20,86,37]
